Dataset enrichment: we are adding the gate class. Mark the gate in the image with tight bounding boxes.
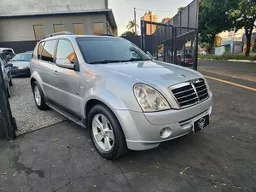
[140,0,199,70]
[141,20,198,70]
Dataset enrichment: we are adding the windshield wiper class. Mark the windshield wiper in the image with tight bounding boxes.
[122,58,150,62]
[89,60,125,64]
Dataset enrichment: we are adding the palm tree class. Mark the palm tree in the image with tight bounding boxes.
[126,20,139,32]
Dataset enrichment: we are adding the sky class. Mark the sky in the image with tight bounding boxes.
[108,0,193,35]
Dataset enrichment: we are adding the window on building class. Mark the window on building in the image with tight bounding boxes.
[41,40,57,62]
[56,40,75,64]
[33,25,44,41]
[73,23,85,35]
[53,24,64,33]
[93,22,104,35]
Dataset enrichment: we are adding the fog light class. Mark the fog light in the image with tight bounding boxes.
[160,127,172,139]
[209,106,212,116]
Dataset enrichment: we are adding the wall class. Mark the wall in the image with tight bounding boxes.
[0,14,107,42]
[0,0,107,16]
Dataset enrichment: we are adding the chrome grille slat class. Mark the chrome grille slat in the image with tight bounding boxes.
[170,78,209,108]
[176,92,197,100]
[194,84,206,89]
[179,97,198,104]
[197,88,207,94]
[199,92,208,98]
[173,88,194,96]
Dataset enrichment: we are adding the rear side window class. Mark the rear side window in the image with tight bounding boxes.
[41,40,57,62]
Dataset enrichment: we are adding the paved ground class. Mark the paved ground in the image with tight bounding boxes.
[9,77,66,135]
[199,60,256,82]
[1,60,255,191]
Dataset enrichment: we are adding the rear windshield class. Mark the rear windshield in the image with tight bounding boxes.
[76,37,150,64]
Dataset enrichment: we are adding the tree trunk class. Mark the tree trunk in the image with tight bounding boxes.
[245,27,253,56]
[208,34,216,54]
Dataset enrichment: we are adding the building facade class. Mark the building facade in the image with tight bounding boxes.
[141,11,158,35]
[0,0,117,53]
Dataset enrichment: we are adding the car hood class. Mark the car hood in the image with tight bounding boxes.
[10,61,30,67]
[95,60,201,87]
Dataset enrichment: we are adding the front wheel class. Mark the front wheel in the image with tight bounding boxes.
[88,104,128,160]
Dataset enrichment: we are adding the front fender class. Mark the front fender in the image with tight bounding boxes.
[82,87,128,117]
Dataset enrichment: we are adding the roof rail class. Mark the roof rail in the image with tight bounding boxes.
[97,34,114,36]
[43,31,74,39]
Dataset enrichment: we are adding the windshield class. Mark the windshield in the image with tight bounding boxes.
[12,53,32,61]
[77,37,150,64]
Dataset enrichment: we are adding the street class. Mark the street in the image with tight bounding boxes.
[0,60,255,192]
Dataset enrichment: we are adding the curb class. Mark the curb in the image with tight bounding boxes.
[198,58,256,63]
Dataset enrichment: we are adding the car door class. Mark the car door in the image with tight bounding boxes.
[50,39,81,116]
[0,58,8,87]
[38,40,58,99]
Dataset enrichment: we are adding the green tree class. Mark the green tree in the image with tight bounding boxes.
[229,0,256,56]
[198,0,233,52]
[126,20,139,32]
[121,31,136,37]
[178,7,186,12]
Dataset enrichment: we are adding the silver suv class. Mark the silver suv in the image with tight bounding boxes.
[30,32,213,160]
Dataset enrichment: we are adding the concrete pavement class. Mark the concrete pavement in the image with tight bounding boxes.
[1,73,256,191]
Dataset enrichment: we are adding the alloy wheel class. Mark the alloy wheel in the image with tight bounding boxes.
[92,114,115,152]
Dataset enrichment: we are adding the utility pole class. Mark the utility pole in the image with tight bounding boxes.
[134,7,137,35]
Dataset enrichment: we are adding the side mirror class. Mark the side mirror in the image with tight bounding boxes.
[146,51,156,60]
[5,63,13,68]
[56,58,74,69]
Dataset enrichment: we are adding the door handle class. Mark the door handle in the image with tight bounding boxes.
[52,70,58,76]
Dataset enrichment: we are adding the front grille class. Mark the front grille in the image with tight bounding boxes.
[170,79,209,108]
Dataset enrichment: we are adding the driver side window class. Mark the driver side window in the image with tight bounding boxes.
[56,39,76,64]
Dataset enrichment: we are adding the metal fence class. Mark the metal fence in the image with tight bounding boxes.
[140,0,199,70]
[141,20,198,70]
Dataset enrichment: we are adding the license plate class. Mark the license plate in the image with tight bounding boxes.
[194,115,209,133]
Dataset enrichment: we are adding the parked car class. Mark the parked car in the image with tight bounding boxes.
[9,52,32,77]
[177,54,194,66]
[0,53,13,97]
[0,48,15,60]
[30,33,213,160]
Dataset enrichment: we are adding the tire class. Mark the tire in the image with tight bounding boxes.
[7,84,10,98]
[32,81,48,110]
[88,104,128,160]
[9,77,13,86]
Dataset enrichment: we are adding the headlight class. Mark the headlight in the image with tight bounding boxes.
[18,66,29,69]
[134,84,170,112]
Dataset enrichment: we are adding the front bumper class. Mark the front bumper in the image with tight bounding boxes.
[115,92,213,150]
[11,68,30,76]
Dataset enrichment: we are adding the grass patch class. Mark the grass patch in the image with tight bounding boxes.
[198,54,256,61]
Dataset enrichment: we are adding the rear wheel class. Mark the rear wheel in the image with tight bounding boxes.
[32,81,48,110]
[88,104,128,160]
